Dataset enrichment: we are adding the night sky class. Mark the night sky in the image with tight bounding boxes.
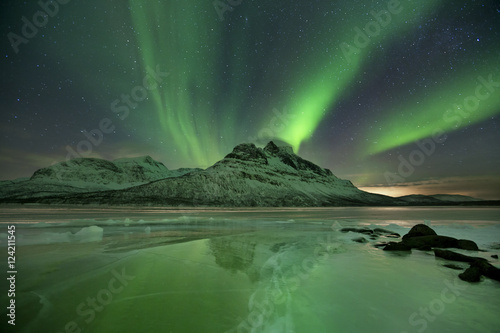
[1,0,499,199]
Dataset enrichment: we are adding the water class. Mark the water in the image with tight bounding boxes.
[0,206,499,333]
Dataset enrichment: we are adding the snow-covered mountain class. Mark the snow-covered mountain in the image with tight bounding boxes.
[1,142,493,206]
[0,156,200,200]
[31,155,170,185]
[10,141,398,206]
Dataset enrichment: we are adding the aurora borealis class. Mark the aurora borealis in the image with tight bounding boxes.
[1,0,499,199]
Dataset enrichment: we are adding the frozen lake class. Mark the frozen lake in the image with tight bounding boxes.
[1,206,499,332]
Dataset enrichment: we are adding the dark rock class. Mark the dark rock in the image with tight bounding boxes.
[433,249,481,263]
[403,235,459,249]
[400,224,479,251]
[383,242,412,252]
[477,261,500,281]
[352,237,368,244]
[374,242,389,248]
[434,249,500,283]
[373,228,401,238]
[457,239,479,251]
[342,227,401,240]
[459,265,482,282]
[416,246,432,251]
[374,228,392,234]
[492,255,499,259]
[443,264,464,270]
[340,227,373,235]
[402,224,437,241]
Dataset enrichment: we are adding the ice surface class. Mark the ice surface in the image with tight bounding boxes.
[0,206,499,333]
[11,225,104,245]
[73,225,104,242]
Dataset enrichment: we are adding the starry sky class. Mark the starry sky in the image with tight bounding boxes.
[1,0,499,199]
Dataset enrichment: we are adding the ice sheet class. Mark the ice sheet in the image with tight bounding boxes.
[0,207,499,333]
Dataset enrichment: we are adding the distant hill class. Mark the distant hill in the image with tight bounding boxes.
[395,194,498,206]
[428,194,483,202]
[397,194,444,204]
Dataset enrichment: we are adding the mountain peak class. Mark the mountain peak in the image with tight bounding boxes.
[264,141,294,155]
[263,141,280,154]
[223,143,268,164]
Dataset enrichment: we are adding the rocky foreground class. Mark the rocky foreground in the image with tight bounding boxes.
[342,224,500,283]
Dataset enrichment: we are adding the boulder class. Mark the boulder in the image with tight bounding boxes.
[401,234,478,251]
[433,249,480,263]
[402,224,437,241]
[459,265,482,282]
[403,235,459,249]
[457,239,479,251]
[477,261,500,281]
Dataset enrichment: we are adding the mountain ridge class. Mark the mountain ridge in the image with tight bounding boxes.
[0,155,200,201]
[0,142,495,206]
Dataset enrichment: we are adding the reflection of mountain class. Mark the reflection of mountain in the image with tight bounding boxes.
[209,237,256,275]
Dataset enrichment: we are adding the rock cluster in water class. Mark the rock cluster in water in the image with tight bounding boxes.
[382,224,500,283]
[383,224,479,251]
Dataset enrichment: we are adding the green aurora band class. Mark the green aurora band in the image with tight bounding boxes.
[365,61,500,155]
[129,0,494,165]
[129,1,228,166]
[272,0,443,152]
